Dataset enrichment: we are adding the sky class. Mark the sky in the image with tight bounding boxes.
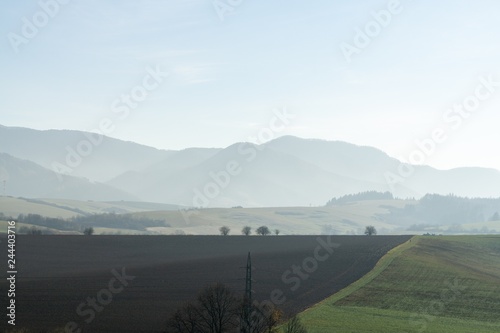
[1,0,500,171]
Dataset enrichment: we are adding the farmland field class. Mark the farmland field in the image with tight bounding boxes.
[0,235,410,332]
[298,235,500,332]
[0,196,416,235]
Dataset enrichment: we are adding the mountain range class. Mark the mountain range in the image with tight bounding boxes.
[1,124,499,207]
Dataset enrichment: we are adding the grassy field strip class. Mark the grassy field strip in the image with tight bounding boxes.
[303,236,417,309]
[276,237,416,331]
[299,306,500,333]
[0,220,62,234]
[297,235,500,333]
[0,197,79,219]
[0,220,7,233]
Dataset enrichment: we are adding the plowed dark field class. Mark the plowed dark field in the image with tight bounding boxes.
[0,235,411,332]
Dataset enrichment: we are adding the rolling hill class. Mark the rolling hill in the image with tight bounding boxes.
[0,153,136,201]
[108,142,388,207]
[1,125,500,206]
[298,235,500,333]
[0,124,174,182]
[2,194,498,236]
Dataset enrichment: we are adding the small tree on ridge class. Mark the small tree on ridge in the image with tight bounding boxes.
[242,226,251,236]
[364,225,377,236]
[256,226,270,236]
[219,226,230,236]
[83,227,94,236]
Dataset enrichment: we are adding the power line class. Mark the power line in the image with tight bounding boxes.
[241,252,253,333]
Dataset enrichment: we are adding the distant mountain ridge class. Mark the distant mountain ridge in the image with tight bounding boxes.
[1,125,499,206]
[0,124,174,182]
[0,153,136,201]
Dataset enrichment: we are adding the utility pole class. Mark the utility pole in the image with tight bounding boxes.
[245,252,252,310]
[241,252,253,333]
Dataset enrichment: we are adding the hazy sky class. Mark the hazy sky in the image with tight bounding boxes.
[1,0,500,171]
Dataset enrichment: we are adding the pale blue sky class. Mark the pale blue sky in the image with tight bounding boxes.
[1,0,500,170]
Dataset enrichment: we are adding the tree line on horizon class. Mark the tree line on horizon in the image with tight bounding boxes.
[326,191,500,225]
[0,212,165,234]
[326,191,395,206]
[219,225,279,236]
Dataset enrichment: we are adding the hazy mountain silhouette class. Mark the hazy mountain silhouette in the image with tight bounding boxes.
[108,142,386,206]
[264,135,399,183]
[0,153,136,201]
[0,124,172,182]
[1,125,499,206]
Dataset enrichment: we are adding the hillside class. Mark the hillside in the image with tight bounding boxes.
[0,153,136,201]
[131,202,411,235]
[2,125,500,206]
[0,124,173,182]
[108,142,386,206]
[2,195,499,235]
[298,236,500,332]
[0,196,411,235]
[267,136,500,198]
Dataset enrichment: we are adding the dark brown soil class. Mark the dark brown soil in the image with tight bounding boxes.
[0,235,411,332]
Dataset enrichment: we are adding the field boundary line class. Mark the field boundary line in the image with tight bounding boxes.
[301,235,418,313]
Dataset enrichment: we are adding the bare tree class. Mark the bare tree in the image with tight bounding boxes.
[274,229,280,236]
[284,315,307,333]
[264,305,282,332]
[244,301,282,333]
[167,284,240,333]
[242,226,252,236]
[364,225,377,236]
[219,226,231,236]
[166,304,201,333]
[166,286,287,333]
[197,283,240,333]
[256,226,270,236]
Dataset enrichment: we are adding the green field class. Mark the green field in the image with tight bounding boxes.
[296,236,500,332]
